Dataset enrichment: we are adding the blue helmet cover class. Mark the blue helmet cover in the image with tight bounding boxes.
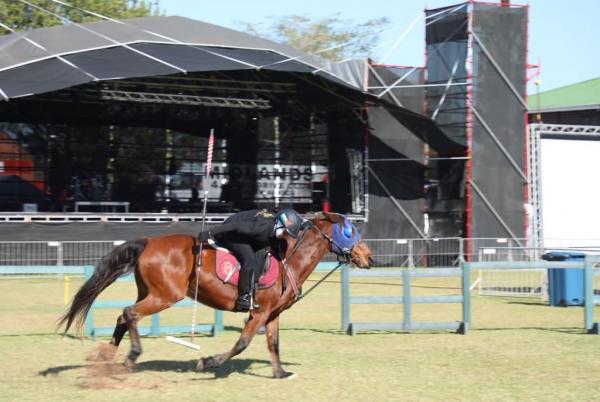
[331,218,362,255]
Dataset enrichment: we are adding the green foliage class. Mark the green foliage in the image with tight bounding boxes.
[0,0,158,32]
[239,13,389,62]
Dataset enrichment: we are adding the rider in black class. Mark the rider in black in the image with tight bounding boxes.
[198,209,303,312]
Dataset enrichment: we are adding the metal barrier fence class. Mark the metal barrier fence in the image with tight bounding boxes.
[349,238,463,267]
[467,259,600,334]
[2,238,600,269]
[475,244,546,298]
[1,241,600,335]
[0,240,122,267]
[341,265,470,335]
[340,259,600,335]
[0,238,542,268]
[0,239,465,269]
[83,266,223,338]
[1,239,598,302]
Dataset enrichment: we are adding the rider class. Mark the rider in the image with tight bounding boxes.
[198,208,303,312]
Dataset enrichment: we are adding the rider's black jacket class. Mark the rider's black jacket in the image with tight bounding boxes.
[210,209,276,245]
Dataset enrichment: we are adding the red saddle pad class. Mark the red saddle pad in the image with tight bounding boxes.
[215,249,279,289]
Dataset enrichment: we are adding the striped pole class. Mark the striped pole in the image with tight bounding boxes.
[168,129,217,351]
[205,129,214,177]
[191,128,215,342]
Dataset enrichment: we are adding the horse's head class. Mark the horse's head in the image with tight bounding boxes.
[313,212,372,269]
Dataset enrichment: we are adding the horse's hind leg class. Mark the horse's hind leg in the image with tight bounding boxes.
[196,311,267,372]
[102,275,149,360]
[122,294,176,369]
[265,316,293,379]
[110,314,128,348]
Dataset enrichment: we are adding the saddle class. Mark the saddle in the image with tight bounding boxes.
[209,242,279,289]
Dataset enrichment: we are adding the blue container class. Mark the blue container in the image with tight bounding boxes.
[542,251,585,306]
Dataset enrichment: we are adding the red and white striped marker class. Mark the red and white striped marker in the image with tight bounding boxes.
[189,128,215,346]
[205,129,214,177]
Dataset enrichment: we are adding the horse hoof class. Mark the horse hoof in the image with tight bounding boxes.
[196,356,221,371]
[274,371,296,379]
[123,359,136,371]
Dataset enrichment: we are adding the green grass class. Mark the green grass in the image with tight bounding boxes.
[0,273,599,402]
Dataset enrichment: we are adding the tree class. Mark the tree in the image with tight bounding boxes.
[239,14,389,62]
[0,0,158,32]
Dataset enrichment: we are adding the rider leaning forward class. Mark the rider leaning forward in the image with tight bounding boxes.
[198,209,303,312]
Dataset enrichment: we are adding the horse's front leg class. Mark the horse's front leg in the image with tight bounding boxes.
[196,311,267,372]
[265,315,294,379]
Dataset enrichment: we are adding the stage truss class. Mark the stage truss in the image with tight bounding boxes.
[527,123,600,251]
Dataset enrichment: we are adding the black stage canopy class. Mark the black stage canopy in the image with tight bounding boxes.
[0,15,353,99]
[0,15,461,155]
[0,16,467,240]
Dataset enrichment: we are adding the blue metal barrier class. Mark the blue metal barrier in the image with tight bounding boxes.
[83,266,223,338]
[341,257,600,335]
[466,259,600,334]
[341,266,471,335]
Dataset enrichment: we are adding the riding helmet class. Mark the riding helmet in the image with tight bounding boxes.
[275,209,303,238]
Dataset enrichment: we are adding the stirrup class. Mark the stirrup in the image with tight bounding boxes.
[234,294,259,312]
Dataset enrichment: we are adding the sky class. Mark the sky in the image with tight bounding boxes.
[158,0,600,93]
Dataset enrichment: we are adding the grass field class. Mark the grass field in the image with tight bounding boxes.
[1,272,599,402]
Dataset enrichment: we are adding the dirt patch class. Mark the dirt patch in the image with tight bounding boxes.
[86,342,118,362]
[81,343,161,390]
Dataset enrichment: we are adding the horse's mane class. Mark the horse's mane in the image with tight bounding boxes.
[313,212,345,225]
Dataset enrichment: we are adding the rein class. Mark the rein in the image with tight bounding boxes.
[279,225,309,299]
[279,220,354,302]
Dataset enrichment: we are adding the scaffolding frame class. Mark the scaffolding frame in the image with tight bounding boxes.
[527,123,600,251]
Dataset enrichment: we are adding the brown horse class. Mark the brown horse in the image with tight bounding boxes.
[59,212,372,378]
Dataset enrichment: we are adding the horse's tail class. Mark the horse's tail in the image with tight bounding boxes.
[58,238,148,334]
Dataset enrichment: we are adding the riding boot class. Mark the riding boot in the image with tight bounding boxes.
[235,269,259,312]
[233,272,260,313]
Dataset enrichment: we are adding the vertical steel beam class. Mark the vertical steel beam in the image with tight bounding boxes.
[341,264,350,332]
[402,270,412,330]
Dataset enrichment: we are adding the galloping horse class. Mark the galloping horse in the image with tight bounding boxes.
[59,212,372,378]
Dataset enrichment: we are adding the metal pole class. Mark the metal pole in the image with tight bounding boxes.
[461,262,472,333]
[584,259,594,333]
[341,264,350,332]
[402,270,411,331]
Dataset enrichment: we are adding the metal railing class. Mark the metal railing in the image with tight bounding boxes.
[0,240,122,267]
[0,238,598,305]
[0,237,597,266]
[0,237,598,271]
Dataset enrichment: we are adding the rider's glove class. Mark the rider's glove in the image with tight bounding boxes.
[198,231,213,241]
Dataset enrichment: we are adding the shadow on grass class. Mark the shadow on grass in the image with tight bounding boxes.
[39,365,85,376]
[38,358,299,379]
[278,326,590,336]
[0,332,79,338]
[473,326,585,335]
[277,327,457,336]
[506,300,554,306]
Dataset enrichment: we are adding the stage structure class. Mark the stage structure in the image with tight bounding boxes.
[0,3,530,249]
[0,13,458,241]
[424,2,529,247]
